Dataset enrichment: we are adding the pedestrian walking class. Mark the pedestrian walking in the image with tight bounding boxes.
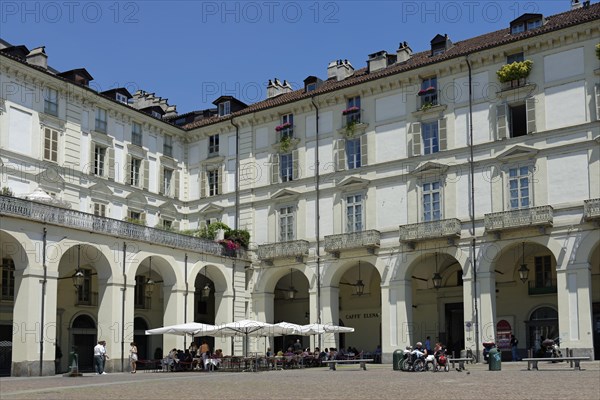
[93,341,106,375]
[129,342,138,373]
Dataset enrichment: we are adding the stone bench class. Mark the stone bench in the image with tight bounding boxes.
[447,357,475,370]
[522,357,590,371]
[322,359,374,371]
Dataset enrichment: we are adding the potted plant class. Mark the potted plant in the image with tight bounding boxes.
[278,135,294,153]
[342,106,360,115]
[496,60,533,88]
[420,102,434,111]
[275,122,292,132]
[418,86,436,96]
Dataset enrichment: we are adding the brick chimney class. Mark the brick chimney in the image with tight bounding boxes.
[26,46,48,70]
[396,42,413,63]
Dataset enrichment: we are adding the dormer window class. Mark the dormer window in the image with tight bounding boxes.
[218,101,230,117]
[116,92,128,104]
[306,82,317,92]
[430,34,452,57]
[303,76,323,93]
[151,111,162,119]
[510,14,544,35]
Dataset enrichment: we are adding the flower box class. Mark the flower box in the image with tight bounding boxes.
[418,86,436,96]
[342,106,360,115]
[496,60,533,83]
[275,122,292,132]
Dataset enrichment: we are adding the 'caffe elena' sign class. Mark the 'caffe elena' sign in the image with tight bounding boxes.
[345,313,380,320]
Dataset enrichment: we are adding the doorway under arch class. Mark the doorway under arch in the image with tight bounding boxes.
[525,306,558,354]
[70,314,96,372]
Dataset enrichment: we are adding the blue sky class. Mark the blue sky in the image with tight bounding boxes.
[2,1,572,114]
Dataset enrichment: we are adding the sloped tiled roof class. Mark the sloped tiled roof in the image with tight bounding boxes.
[183,3,600,130]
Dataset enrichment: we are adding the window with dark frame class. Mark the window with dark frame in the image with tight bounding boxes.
[44,127,58,162]
[346,138,361,169]
[208,169,220,196]
[1,258,15,301]
[534,255,552,288]
[506,52,525,64]
[279,153,293,182]
[132,122,142,146]
[209,134,219,155]
[44,88,58,116]
[94,145,106,176]
[95,108,107,133]
[163,135,173,157]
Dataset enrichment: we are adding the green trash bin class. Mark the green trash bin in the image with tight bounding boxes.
[393,349,403,371]
[488,347,501,371]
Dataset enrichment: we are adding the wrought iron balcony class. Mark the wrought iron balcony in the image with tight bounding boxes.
[583,198,600,221]
[528,281,557,296]
[484,206,553,232]
[324,230,380,256]
[0,195,247,259]
[257,240,310,261]
[399,218,462,243]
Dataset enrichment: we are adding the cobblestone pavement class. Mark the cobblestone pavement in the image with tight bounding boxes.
[1,362,599,400]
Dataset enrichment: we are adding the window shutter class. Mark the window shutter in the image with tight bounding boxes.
[199,220,207,230]
[335,139,346,171]
[140,212,146,224]
[408,122,421,157]
[360,135,368,166]
[89,143,95,175]
[525,97,536,134]
[174,170,180,198]
[126,155,132,185]
[107,147,115,180]
[496,103,508,140]
[159,167,165,195]
[200,169,206,198]
[292,149,300,180]
[438,118,447,151]
[270,154,280,184]
[143,159,149,190]
[595,84,600,121]
[218,165,224,195]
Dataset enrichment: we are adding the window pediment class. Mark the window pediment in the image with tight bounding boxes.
[126,191,147,207]
[159,200,177,217]
[39,113,65,130]
[127,143,147,158]
[89,181,113,196]
[338,176,370,189]
[271,188,300,201]
[495,145,538,162]
[90,130,113,147]
[199,203,224,214]
[412,161,448,177]
[201,156,225,166]
[160,155,177,169]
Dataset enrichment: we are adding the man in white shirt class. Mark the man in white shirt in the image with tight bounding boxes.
[93,341,107,375]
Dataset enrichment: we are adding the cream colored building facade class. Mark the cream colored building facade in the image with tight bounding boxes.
[1,5,599,376]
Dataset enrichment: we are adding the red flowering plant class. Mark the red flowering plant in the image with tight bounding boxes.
[342,106,360,115]
[275,122,292,132]
[219,239,240,251]
[418,86,436,96]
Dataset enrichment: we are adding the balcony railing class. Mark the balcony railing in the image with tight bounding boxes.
[257,240,310,261]
[583,198,600,221]
[528,281,557,296]
[324,230,380,255]
[399,218,462,242]
[0,195,247,259]
[484,206,554,232]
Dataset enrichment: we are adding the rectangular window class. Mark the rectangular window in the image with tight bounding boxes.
[423,181,441,222]
[422,122,439,155]
[527,19,542,30]
[163,219,173,230]
[132,122,142,146]
[208,134,219,155]
[345,96,361,124]
[507,52,524,64]
[511,23,525,34]
[218,101,231,117]
[509,166,530,209]
[43,127,58,162]
[93,203,106,217]
[130,158,141,187]
[346,138,361,169]
[44,88,58,116]
[420,77,438,108]
[1,258,15,300]
[279,113,294,139]
[77,269,92,305]
[208,169,220,196]
[534,255,552,288]
[279,206,294,242]
[509,104,527,137]
[346,194,363,233]
[280,153,293,182]
[94,146,106,176]
[163,168,173,195]
[116,92,128,104]
[163,136,173,157]
[95,108,107,133]
[134,275,146,309]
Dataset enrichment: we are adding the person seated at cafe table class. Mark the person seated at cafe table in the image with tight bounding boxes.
[214,349,223,358]
[276,349,284,356]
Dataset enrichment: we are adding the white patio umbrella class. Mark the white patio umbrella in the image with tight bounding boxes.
[145,322,219,336]
[300,323,355,335]
[214,319,294,356]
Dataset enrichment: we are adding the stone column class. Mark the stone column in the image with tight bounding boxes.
[320,286,339,350]
[388,279,413,356]
[557,262,594,357]
[477,271,497,344]
[11,266,58,376]
[213,290,233,354]
[251,291,274,354]
[160,285,186,353]
[96,278,127,372]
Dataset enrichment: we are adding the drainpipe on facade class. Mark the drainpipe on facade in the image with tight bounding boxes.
[310,95,322,349]
[121,242,126,371]
[230,117,240,355]
[183,253,188,350]
[466,55,480,362]
[39,227,47,376]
